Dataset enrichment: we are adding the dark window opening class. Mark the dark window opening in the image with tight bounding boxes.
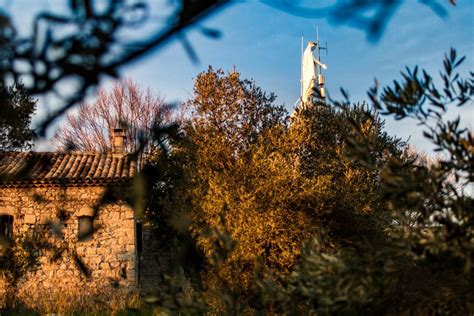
[136,221,143,252]
[78,216,94,241]
[0,215,13,240]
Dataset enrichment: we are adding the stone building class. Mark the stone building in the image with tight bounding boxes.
[0,129,159,307]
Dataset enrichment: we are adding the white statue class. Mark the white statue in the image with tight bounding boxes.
[301,42,327,104]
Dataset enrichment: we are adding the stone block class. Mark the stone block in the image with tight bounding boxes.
[86,248,97,256]
[24,214,36,224]
[123,211,134,219]
[124,220,134,228]
[77,206,94,217]
[100,262,110,270]
[110,261,120,268]
[117,253,134,261]
[97,247,110,256]
[93,256,102,265]
[39,214,50,224]
[0,206,14,215]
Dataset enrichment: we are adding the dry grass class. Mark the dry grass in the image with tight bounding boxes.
[3,285,148,315]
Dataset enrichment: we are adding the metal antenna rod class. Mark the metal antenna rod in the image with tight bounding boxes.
[316,26,322,75]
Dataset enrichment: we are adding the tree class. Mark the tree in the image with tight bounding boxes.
[256,49,473,315]
[154,50,471,315]
[53,79,171,155]
[0,82,36,151]
[171,68,301,297]
[289,101,408,246]
[146,67,406,312]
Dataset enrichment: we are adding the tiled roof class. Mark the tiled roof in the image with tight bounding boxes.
[0,152,136,187]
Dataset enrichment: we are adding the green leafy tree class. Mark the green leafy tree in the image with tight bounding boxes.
[289,102,407,247]
[0,82,36,151]
[256,49,473,315]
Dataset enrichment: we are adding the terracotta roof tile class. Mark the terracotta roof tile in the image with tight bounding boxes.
[0,152,136,187]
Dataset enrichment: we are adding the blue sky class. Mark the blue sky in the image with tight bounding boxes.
[3,0,474,152]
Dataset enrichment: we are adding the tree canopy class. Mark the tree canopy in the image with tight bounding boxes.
[0,82,36,151]
[145,66,414,312]
[53,79,170,155]
[255,48,474,315]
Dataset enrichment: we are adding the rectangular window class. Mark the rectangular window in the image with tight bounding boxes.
[78,216,94,241]
[0,215,13,240]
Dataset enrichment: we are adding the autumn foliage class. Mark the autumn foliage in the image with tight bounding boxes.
[144,52,472,314]
[146,67,404,308]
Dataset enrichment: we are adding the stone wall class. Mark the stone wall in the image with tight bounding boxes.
[0,184,137,309]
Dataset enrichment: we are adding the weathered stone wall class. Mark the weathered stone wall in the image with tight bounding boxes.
[0,185,137,308]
